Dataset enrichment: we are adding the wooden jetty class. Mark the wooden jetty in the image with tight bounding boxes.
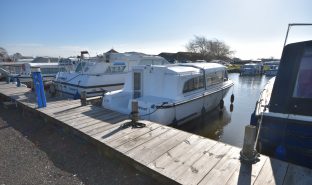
[0,82,311,185]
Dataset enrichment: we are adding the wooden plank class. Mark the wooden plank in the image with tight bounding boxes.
[1,90,30,96]
[86,119,140,141]
[39,102,82,114]
[125,129,191,165]
[42,101,82,112]
[283,164,312,185]
[57,107,108,122]
[253,158,289,185]
[45,99,81,108]
[116,126,170,154]
[198,147,242,185]
[99,121,156,144]
[52,105,95,119]
[66,111,122,129]
[147,134,203,171]
[81,115,128,136]
[225,155,268,185]
[175,143,232,185]
[132,131,191,165]
[151,136,218,179]
[107,123,161,148]
[73,112,122,130]
[0,87,30,93]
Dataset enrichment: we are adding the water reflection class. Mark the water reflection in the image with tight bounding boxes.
[178,108,232,141]
[178,73,271,148]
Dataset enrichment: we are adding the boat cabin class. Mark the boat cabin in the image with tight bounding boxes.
[103,63,233,125]
[123,63,228,101]
[73,52,168,75]
[269,40,312,116]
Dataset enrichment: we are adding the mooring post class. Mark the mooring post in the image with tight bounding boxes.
[16,77,21,87]
[6,76,10,84]
[240,125,259,163]
[80,91,87,106]
[31,67,47,108]
[131,100,139,123]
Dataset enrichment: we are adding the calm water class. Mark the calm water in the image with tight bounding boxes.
[178,73,272,148]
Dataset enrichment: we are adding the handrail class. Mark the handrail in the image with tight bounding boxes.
[283,23,312,47]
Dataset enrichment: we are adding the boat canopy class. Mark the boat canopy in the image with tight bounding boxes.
[165,63,226,75]
[270,40,312,116]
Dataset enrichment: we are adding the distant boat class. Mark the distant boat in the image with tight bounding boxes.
[251,40,312,168]
[264,65,279,76]
[0,61,73,87]
[264,61,280,76]
[240,63,263,76]
[102,63,234,126]
[52,52,169,98]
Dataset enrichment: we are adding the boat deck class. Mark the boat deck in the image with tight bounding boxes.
[0,82,311,185]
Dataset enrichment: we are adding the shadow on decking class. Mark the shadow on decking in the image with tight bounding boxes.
[237,162,252,185]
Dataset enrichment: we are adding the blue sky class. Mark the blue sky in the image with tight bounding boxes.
[1,0,311,59]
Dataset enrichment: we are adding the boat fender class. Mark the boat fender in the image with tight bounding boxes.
[171,118,178,127]
[49,83,56,97]
[230,94,235,103]
[230,103,234,112]
[250,111,257,126]
[201,107,206,115]
[74,91,81,100]
[219,99,224,110]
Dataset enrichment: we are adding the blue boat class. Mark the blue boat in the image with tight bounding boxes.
[240,63,263,76]
[264,61,280,76]
[251,40,312,168]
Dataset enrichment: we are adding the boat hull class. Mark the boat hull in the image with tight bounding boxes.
[53,72,126,98]
[253,114,312,169]
[146,86,232,126]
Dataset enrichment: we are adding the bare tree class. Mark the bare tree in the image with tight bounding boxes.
[186,36,234,61]
[0,47,10,62]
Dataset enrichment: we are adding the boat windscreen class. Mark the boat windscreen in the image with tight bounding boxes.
[293,48,312,98]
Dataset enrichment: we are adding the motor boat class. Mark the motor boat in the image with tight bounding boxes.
[240,63,263,76]
[52,52,169,98]
[0,62,70,87]
[102,63,234,126]
[251,40,312,168]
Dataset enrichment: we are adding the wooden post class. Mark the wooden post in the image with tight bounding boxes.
[131,100,139,123]
[81,91,87,106]
[240,125,259,163]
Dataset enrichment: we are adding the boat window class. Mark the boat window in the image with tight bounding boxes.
[183,76,204,93]
[293,48,312,99]
[138,59,168,65]
[41,68,60,74]
[106,65,126,73]
[75,62,86,73]
[206,71,224,86]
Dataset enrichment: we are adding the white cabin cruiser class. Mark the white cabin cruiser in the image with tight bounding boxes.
[102,63,234,126]
[52,52,168,98]
[0,62,69,87]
